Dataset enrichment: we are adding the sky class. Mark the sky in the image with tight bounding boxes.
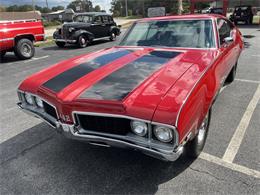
[0,0,112,13]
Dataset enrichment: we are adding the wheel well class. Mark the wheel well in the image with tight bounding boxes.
[15,34,35,43]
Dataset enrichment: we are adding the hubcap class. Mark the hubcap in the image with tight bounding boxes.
[21,43,31,57]
[197,113,209,144]
[111,33,116,40]
[81,37,86,45]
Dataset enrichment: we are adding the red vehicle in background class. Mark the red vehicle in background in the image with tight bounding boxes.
[0,19,45,60]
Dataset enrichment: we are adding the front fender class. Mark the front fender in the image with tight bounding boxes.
[110,26,121,35]
[71,30,94,40]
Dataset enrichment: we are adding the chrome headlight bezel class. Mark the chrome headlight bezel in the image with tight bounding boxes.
[68,27,75,32]
[153,126,173,143]
[24,92,34,105]
[35,96,43,108]
[130,120,148,137]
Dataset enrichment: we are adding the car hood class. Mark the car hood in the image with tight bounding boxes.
[19,46,217,121]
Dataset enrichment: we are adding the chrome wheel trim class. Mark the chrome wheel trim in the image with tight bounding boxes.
[197,113,209,144]
[80,36,87,46]
[21,43,32,57]
[111,33,116,40]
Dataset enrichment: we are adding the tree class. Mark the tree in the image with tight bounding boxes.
[94,5,101,12]
[52,6,65,12]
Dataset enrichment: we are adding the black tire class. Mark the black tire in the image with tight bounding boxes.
[77,35,88,48]
[109,32,116,41]
[0,51,6,59]
[185,108,211,158]
[55,41,66,48]
[225,63,237,85]
[14,38,35,60]
[234,20,238,25]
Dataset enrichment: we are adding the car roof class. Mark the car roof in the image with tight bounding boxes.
[75,12,111,16]
[139,14,225,22]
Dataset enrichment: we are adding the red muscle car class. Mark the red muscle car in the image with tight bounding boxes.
[17,14,243,161]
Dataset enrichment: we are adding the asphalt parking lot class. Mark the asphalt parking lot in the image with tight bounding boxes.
[0,26,259,194]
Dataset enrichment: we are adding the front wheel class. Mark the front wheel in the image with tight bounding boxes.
[77,35,88,48]
[185,108,211,158]
[109,32,116,41]
[14,38,35,60]
[55,41,66,48]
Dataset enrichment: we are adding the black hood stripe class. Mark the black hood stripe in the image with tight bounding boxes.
[43,49,132,92]
[80,51,181,100]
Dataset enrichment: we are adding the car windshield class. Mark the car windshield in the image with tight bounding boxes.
[74,15,93,23]
[120,19,216,48]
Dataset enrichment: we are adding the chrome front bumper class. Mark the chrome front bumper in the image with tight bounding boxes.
[17,103,183,161]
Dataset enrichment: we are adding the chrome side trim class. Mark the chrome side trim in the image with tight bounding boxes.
[54,39,77,43]
[93,36,110,41]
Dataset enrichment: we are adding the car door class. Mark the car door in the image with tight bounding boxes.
[102,15,111,36]
[217,18,238,83]
[90,16,107,38]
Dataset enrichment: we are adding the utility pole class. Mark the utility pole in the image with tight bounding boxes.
[32,0,35,13]
[46,0,49,9]
[125,0,128,17]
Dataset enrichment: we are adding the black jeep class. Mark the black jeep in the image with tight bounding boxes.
[53,12,121,48]
[229,5,254,25]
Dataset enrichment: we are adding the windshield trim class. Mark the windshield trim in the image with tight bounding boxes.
[119,18,218,49]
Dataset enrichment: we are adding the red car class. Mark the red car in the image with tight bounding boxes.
[0,19,45,59]
[17,14,243,161]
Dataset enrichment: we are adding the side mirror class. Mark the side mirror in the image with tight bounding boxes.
[224,36,233,43]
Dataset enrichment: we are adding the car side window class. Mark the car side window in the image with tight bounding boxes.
[102,16,109,24]
[217,19,231,45]
[108,16,114,23]
[94,16,102,24]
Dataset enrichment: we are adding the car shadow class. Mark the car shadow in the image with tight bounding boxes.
[237,24,260,29]
[42,40,112,51]
[1,122,195,194]
[0,53,22,64]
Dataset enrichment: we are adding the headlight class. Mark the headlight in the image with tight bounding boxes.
[24,93,34,105]
[68,27,75,32]
[130,121,148,136]
[153,126,173,143]
[35,96,43,108]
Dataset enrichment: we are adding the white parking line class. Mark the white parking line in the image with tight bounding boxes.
[235,78,260,84]
[223,84,260,162]
[200,152,260,179]
[24,55,49,63]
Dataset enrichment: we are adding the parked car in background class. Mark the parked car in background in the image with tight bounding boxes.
[205,7,224,15]
[53,12,121,48]
[17,14,243,161]
[230,5,254,24]
[0,19,44,59]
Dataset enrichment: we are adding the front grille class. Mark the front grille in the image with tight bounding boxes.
[62,26,69,39]
[76,114,132,135]
[43,102,58,119]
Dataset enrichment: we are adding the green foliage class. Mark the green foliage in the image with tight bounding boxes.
[94,5,101,12]
[52,6,65,12]
[43,20,62,27]
[6,4,33,12]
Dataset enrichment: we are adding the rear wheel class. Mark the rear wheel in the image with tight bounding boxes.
[185,108,211,158]
[14,38,35,60]
[77,35,88,48]
[55,41,66,48]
